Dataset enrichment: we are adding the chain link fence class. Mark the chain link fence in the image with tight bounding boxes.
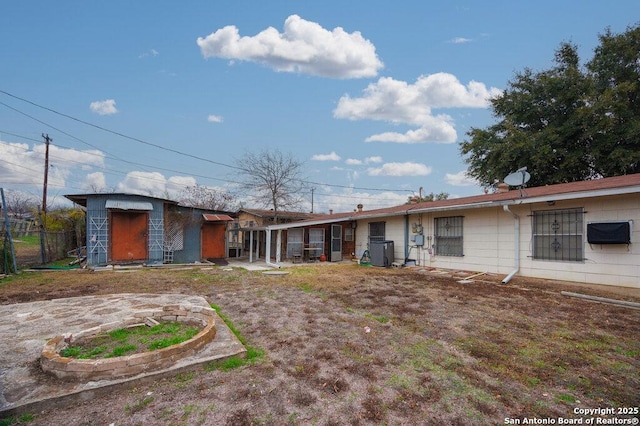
[1,229,77,273]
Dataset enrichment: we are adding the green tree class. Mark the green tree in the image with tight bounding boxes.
[460,24,640,188]
[586,24,640,177]
[406,191,449,204]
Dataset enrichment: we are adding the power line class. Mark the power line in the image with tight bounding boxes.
[0,90,416,194]
[0,90,243,171]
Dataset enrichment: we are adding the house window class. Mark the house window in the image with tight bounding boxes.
[309,228,325,252]
[368,222,385,245]
[344,227,354,242]
[434,216,463,256]
[287,228,303,258]
[532,208,584,261]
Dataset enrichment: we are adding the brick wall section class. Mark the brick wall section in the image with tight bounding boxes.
[40,304,217,381]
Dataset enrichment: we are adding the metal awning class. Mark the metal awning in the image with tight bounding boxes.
[105,200,153,211]
[202,214,234,222]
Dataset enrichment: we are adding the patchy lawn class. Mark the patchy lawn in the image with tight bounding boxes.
[1,264,639,425]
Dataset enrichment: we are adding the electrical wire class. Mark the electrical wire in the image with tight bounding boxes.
[0,90,416,194]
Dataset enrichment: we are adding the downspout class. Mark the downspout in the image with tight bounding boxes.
[264,227,281,268]
[404,214,409,263]
[502,205,519,284]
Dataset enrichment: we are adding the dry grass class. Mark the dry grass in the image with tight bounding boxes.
[1,264,639,425]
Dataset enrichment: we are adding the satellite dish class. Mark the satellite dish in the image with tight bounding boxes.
[503,168,531,187]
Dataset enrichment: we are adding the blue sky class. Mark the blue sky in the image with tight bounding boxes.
[1,1,637,213]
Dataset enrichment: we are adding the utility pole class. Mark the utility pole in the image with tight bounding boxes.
[310,187,315,213]
[40,133,51,264]
[41,133,51,215]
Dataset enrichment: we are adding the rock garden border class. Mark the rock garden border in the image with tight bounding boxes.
[40,304,217,381]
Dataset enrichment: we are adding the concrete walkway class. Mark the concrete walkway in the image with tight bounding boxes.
[0,293,245,416]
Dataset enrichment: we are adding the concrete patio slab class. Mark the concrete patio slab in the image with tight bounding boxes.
[0,293,245,416]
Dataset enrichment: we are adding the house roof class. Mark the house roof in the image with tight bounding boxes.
[267,173,640,230]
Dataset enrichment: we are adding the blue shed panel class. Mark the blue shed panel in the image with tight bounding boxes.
[172,221,203,263]
[84,194,165,266]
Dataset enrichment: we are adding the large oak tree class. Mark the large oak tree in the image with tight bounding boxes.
[460,24,640,188]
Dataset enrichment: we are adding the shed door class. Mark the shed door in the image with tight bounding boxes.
[331,224,342,262]
[201,223,226,259]
[111,211,148,261]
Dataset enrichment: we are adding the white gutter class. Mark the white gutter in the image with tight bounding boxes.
[502,205,520,284]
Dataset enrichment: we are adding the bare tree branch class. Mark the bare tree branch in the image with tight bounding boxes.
[235,149,306,220]
[178,184,236,211]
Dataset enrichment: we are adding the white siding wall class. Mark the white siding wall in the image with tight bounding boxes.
[354,216,405,263]
[357,193,639,288]
[519,196,640,288]
[407,207,514,274]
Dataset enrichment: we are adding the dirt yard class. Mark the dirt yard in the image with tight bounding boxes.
[1,264,639,425]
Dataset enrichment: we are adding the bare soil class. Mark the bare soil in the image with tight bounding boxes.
[1,264,639,425]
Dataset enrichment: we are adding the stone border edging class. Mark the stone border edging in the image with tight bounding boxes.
[40,304,217,381]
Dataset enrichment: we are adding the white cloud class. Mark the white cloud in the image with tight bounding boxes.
[367,162,432,177]
[89,99,118,115]
[196,14,383,79]
[365,115,457,143]
[306,187,408,213]
[450,37,472,44]
[0,140,105,190]
[445,170,479,187]
[345,156,382,166]
[311,151,341,161]
[207,114,224,123]
[116,172,198,199]
[334,73,501,143]
[139,49,159,58]
[82,172,107,192]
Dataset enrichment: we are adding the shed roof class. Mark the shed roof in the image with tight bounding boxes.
[65,193,178,208]
[105,200,153,211]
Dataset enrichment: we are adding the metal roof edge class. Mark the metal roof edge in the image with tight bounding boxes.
[498,185,640,207]
[267,215,356,230]
[406,185,640,214]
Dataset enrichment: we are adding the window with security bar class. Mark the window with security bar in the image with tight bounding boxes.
[368,222,385,245]
[532,208,584,261]
[434,216,463,256]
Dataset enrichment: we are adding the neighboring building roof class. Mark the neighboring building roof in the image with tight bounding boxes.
[202,214,234,222]
[268,173,640,230]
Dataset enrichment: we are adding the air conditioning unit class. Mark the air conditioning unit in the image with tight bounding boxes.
[369,240,394,267]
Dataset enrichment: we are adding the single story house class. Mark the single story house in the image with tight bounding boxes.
[65,193,234,266]
[233,208,320,261]
[264,174,640,288]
